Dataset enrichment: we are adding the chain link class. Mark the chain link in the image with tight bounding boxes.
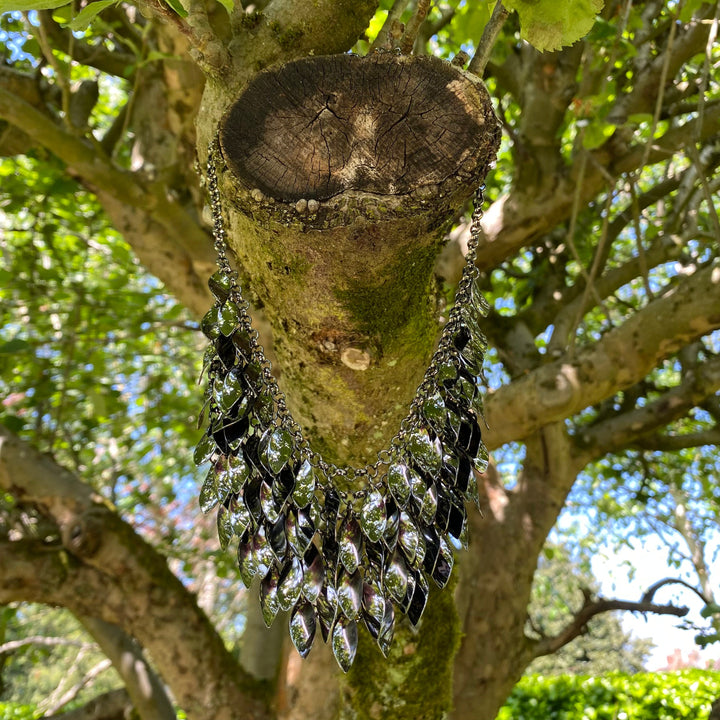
[205,140,486,492]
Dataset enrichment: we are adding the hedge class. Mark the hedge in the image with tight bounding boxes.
[498,670,720,720]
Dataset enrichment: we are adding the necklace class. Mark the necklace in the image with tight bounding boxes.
[195,119,493,673]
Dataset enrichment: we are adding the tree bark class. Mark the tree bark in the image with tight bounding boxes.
[0,426,272,720]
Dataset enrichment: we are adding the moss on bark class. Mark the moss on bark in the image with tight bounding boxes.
[343,576,462,720]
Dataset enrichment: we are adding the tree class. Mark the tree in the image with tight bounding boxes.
[525,544,654,676]
[1,1,719,719]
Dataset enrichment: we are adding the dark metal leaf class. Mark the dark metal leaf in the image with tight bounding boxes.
[337,570,363,620]
[473,442,489,474]
[290,602,316,659]
[260,565,280,627]
[360,490,386,543]
[217,504,233,549]
[227,452,250,492]
[201,304,221,339]
[208,270,233,302]
[422,392,447,434]
[432,536,454,588]
[218,371,244,413]
[332,617,358,673]
[277,555,304,611]
[268,514,287,561]
[217,300,240,336]
[260,479,280,524]
[361,582,385,639]
[398,511,421,564]
[253,390,275,427]
[286,507,315,556]
[407,429,442,475]
[237,533,257,587]
[377,599,395,657]
[418,482,438,525]
[232,327,255,360]
[301,545,324,604]
[436,358,457,386]
[243,476,263,524]
[422,526,441,575]
[465,471,481,509]
[470,278,491,316]
[384,550,408,603]
[229,496,252,536]
[338,516,362,575]
[259,427,295,475]
[386,463,411,508]
[383,498,400,551]
[199,469,220,514]
[407,571,429,626]
[193,432,215,466]
[254,524,275,578]
[293,460,316,507]
[272,465,296,506]
[316,586,337,643]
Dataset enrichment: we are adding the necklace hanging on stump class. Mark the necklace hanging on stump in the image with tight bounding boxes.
[194,52,501,672]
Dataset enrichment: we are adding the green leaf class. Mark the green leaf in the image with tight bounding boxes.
[1,415,26,433]
[161,0,187,18]
[0,338,31,354]
[504,0,604,52]
[65,0,117,32]
[215,0,234,15]
[700,602,720,618]
[0,0,68,10]
[582,120,616,150]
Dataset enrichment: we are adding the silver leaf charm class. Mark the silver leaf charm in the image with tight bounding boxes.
[384,550,409,603]
[338,516,362,575]
[337,570,363,620]
[360,490,386,543]
[290,602,316,659]
[259,428,295,475]
[217,504,233,550]
[277,555,304,611]
[293,460,316,508]
[386,463,411,508]
[260,565,280,627]
[332,617,358,673]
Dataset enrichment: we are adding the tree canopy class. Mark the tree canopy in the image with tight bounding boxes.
[1,1,719,719]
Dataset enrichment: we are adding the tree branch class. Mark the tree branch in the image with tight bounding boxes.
[42,658,114,717]
[0,425,272,720]
[38,11,137,79]
[532,590,688,658]
[633,427,720,451]
[483,259,720,451]
[78,616,176,720]
[370,0,411,52]
[0,636,91,655]
[476,99,720,273]
[42,689,132,720]
[641,577,710,605]
[610,4,717,123]
[572,355,720,464]
[0,85,214,316]
[468,1,510,78]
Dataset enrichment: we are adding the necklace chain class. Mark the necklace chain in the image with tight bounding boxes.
[206,140,486,495]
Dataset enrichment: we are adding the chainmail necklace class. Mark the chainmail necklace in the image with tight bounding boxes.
[195,139,490,672]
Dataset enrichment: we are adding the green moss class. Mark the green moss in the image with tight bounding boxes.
[239,10,262,29]
[268,19,305,50]
[336,245,439,353]
[343,575,462,720]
